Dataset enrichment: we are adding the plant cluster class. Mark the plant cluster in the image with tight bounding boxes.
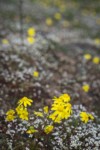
[0,94,99,150]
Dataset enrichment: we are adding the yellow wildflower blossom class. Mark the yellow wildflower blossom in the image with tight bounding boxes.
[16,105,24,115]
[82,84,90,92]
[49,102,72,123]
[84,54,92,60]
[6,109,16,121]
[53,93,70,103]
[46,18,53,26]
[6,109,15,116]
[54,13,62,20]
[88,114,94,120]
[44,125,54,134]
[26,126,38,134]
[33,71,39,78]
[19,108,29,120]
[80,112,94,123]
[27,27,36,36]
[18,97,33,107]
[92,57,99,64]
[59,93,71,102]
[6,114,16,121]
[43,106,49,114]
[27,37,35,44]
[2,39,9,44]
[34,111,43,117]
[80,112,89,123]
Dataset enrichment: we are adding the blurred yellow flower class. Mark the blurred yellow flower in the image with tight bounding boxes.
[44,125,54,134]
[43,106,49,114]
[6,114,15,121]
[18,97,33,107]
[34,111,43,117]
[92,57,99,64]
[94,38,100,45]
[54,13,62,20]
[46,18,53,26]
[53,93,70,103]
[27,37,35,44]
[19,108,29,120]
[88,114,94,120]
[2,39,9,44]
[59,93,71,102]
[16,105,24,115]
[80,112,89,123]
[26,126,38,134]
[6,109,15,116]
[33,71,39,77]
[82,84,90,92]
[84,54,92,60]
[80,112,94,123]
[6,109,15,121]
[27,27,36,36]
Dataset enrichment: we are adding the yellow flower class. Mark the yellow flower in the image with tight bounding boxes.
[27,37,35,44]
[94,38,100,45]
[92,57,99,64]
[6,109,15,116]
[6,109,16,121]
[18,97,33,107]
[80,112,94,123]
[59,94,71,102]
[45,18,53,26]
[49,94,72,123]
[54,13,62,20]
[53,93,70,103]
[2,39,9,44]
[84,54,92,60]
[44,125,54,134]
[80,112,89,123]
[27,27,36,36]
[19,108,29,120]
[82,84,90,92]
[6,115,16,121]
[34,111,43,117]
[33,71,39,78]
[43,106,48,114]
[49,102,72,123]
[26,126,38,134]
[16,105,24,115]
[88,114,94,120]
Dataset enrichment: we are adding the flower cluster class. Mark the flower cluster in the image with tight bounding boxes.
[4,94,99,150]
[80,111,94,123]
[6,97,33,121]
[84,53,100,64]
[27,27,36,44]
[49,94,72,123]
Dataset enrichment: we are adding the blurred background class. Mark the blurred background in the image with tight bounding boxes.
[0,0,100,116]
